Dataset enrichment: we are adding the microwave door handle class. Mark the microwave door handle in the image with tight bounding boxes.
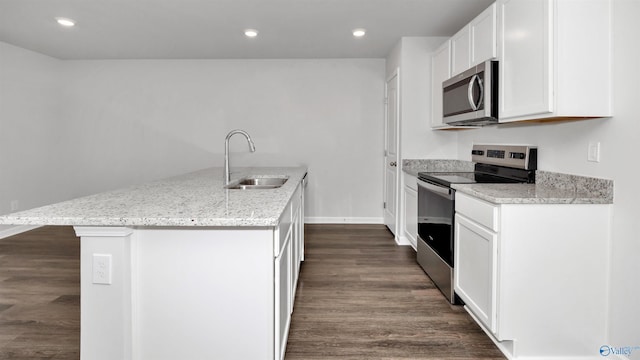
[476,77,484,108]
[467,74,483,111]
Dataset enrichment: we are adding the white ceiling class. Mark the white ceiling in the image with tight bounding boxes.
[0,0,494,60]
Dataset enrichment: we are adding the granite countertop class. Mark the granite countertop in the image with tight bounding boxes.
[452,171,613,204]
[0,167,308,227]
[402,159,475,177]
[402,159,613,204]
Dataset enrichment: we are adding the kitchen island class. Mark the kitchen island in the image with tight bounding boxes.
[0,166,308,360]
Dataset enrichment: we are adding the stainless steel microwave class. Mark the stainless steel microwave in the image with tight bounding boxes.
[443,60,498,126]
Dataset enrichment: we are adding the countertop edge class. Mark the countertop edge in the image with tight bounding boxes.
[452,184,614,205]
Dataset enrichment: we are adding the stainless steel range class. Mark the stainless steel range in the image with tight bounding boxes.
[416,144,537,304]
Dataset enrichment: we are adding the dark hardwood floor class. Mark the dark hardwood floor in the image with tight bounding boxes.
[0,224,504,359]
[285,224,505,360]
[0,226,80,360]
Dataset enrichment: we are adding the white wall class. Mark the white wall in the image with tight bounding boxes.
[398,37,458,159]
[0,43,386,223]
[386,37,459,161]
[0,42,76,233]
[456,0,640,348]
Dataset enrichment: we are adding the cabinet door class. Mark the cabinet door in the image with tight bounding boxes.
[402,180,418,248]
[451,26,471,77]
[454,213,498,334]
[430,40,451,128]
[291,193,301,305]
[498,0,553,121]
[275,230,292,360]
[299,179,305,262]
[470,2,497,66]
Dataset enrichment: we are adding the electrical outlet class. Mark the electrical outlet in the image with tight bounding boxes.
[588,142,601,162]
[92,254,112,285]
[10,200,19,211]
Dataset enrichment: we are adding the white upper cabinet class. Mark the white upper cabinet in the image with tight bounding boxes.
[450,27,470,77]
[498,0,612,122]
[451,3,497,77]
[470,3,497,67]
[431,40,451,128]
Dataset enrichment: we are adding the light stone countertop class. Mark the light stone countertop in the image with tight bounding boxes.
[402,159,475,177]
[452,170,613,204]
[0,167,308,227]
[402,159,613,204]
[451,183,612,204]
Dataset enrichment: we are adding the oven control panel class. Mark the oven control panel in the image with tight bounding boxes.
[471,144,537,170]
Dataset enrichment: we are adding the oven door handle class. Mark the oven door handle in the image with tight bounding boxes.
[417,179,455,200]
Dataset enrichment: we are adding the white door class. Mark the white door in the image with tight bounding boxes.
[383,72,399,235]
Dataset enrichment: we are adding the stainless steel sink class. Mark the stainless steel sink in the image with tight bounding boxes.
[225,176,288,190]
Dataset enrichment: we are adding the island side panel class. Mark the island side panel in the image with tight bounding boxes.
[75,227,134,360]
[134,228,275,360]
[75,226,277,360]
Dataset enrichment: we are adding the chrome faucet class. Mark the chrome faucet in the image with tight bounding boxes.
[224,129,256,185]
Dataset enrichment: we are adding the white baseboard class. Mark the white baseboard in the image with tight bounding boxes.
[304,217,383,224]
[0,225,41,240]
[397,235,415,248]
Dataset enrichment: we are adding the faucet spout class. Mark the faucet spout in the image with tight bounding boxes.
[224,129,256,185]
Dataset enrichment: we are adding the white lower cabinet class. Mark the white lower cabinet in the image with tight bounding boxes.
[402,174,418,248]
[291,182,303,307]
[454,192,611,359]
[454,213,497,333]
[275,180,304,360]
[275,227,292,360]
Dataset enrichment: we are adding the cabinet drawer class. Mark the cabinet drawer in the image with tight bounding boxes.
[455,192,499,231]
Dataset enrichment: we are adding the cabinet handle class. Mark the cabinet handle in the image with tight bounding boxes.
[389,161,397,167]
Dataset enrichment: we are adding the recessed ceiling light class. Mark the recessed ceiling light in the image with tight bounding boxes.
[55,17,76,27]
[244,29,259,38]
[352,28,366,38]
